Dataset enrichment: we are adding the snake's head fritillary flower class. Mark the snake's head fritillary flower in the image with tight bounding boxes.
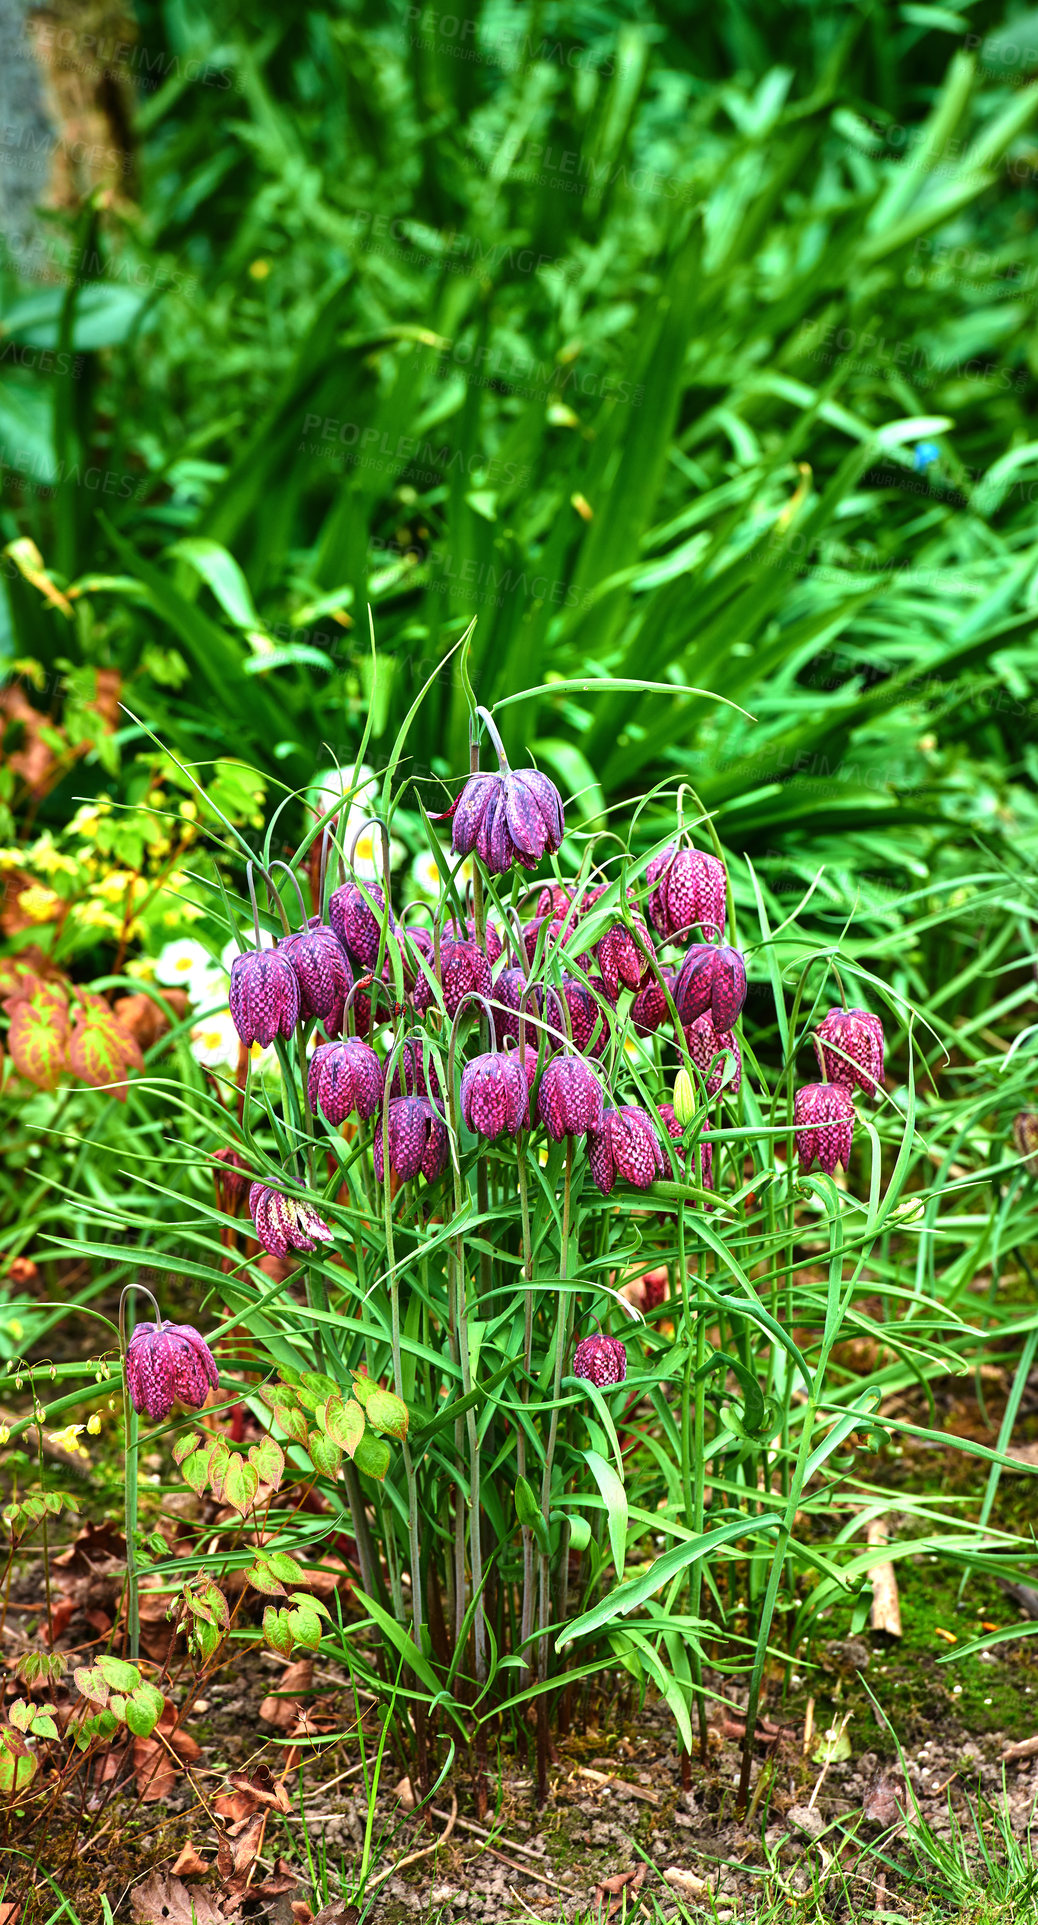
[390,1038,443,1105]
[373,1097,449,1184]
[281,917,352,1027]
[308,1039,384,1125]
[461,1052,531,1139]
[492,967,537,1047]
[587,1105,667,1196]
[814,1007,885,1098]
[630,970,675,1038]
[544,976,612,1058]
[1013,1112,1038,1176]
[794,1083,855,1175]
[447,916,504,965]
[646,845,727,942]
[587,892,655,1001]
[126,1321,219,1421]
[329,879,396,968]
[573,1334,627,1387]
[522,915,590,971]
[535,883,579,924]
[413,937,492,1020]
[248,1183,334,1258]
[229,948,300,1048]
[673,942,747,1032]
[403,925,435,971]
[447,767,565,874]
[536,1054,604,1139]
[682,1014,742,1098]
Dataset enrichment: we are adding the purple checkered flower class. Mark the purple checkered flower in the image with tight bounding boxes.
[491,967,537,1047]
[249,1183,335,1258]
[573,1334,627,1387]
[1013,1112,1038,1176]
[229,947,300,1048]
[673,942,747,1031]
[586,890,655,1001]
[413,937,492,1020]
[329,879,396,968]
[587,1105,667,1196]
[682,1014,742,1098]
[814,1008,885,1098]
[282,918,352,1028]
[308,1039,384,1125]
[125,1320,219,1421]
[536,1054,604,1140]
[448,917,504,965]
[390,1038,443,1104]
[647,845,727,942]
[461,1052,531,1139]
[373,1098,449,1184]
[544,976,612,1058]
[447,767,565,875]
[794,1083,855,1176]
[522,915,590,971]
[630,971,676,1038]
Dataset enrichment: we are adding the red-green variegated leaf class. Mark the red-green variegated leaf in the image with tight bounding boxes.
[6,997,70,1091]
[68,1016,142,1099]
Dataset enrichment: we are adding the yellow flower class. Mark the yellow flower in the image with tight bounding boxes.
[17,883,61,923]
[87,1412,102,1435]
[26,832,79,878]
[49,1423,89,1458]
[90,869,137,903]
[75,901,122,934]
[68,802,109,837]
[0,1424,8,1445]
[0,848,23,871]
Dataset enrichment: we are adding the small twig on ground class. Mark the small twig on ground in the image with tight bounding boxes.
[367,1791,458,1892]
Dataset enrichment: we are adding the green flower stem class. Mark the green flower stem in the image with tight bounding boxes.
[516,1149,536,1674]
[116,1282,161,1664]
[383,1163,423,1650]
[537,1139,574,1676]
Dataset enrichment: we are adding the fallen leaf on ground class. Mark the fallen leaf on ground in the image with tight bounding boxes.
[171,1844,210,1877]
[394,1774,416,1807]
[130,1874,223,1925]
[259,1658,312,1727]
[133,1737,178,1802]
[592,1863,646,1919]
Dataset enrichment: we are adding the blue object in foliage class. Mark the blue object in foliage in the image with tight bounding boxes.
[913,441,941,472]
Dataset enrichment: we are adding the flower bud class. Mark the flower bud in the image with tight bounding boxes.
[672,1069,697,1125]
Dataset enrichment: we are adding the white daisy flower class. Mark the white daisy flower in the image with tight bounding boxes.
[410,847,473,902]
[155,938,223,1003]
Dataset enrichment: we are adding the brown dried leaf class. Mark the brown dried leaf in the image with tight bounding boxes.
[133,1736,178,1802]
[170,1844,210,1878]
[260,1658,312,1727]
[862,1767,908,1827]
[216,1810,265,1894]
[130,1874,223,1925]
[592,1862,646,1919]
[225,1764,291,1813]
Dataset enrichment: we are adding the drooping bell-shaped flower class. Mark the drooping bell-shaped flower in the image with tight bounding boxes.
[544,976,612,1058]
[403,925,435,971]
[646,845,727,942]
[587,1104,667,1196]
[389,1037,443,1104]
[522,915,590,971]
[373,1098,449,1184]
[447,917,504,965]
[126,1320,219,1421]
[329,879,396,968]
[535,883,580,924]
[447,767,565,875]
[587,891,655,1001]
[248,1183,335,1258]
[308,1039,384,1125]
[793,1083,855,1175]
[537,1054,604,1140]
[673,942,747,1031]
[492,967,537,1047]
[461,1052,530,1139]
[281,917,352,1028]
[573,1334,627,1387]
[413,937,492,1020]
[682,1014,742,1098]
[814,1007,885,1098]
[229,947,300,1048]
[630,970,676,1038]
